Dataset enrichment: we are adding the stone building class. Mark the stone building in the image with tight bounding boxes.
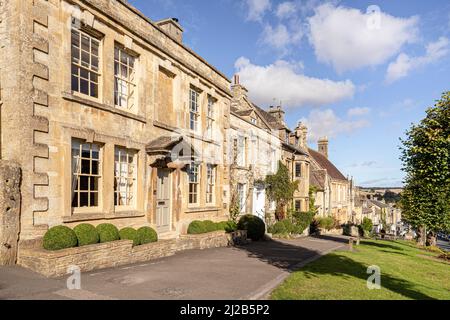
[0,0,232,258]
[308,138,351,223]
[228,75,282,222]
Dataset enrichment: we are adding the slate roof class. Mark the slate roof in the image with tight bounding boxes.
[146,136,183,154]
[369,199,389,209]
[308,148,347,181]
[310,169,326,190]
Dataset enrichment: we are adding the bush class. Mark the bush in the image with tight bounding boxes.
[203,220,218,233]
[281,219,295,233]
[237,214,266,241]
[215,221,229,231]
[293,211,315,235]
[269,221,288,235]
[119,227,139,246]
[137,227,158,245]
[96,223,120,243]
[361,217,373,233]
[43,226,78,251]
[73,223,99,247]
[317,217,334,230]
[224,220,237,233]
[187,220,208,234]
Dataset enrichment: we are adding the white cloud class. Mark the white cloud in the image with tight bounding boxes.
[299,109,370,142]
[235,57,355,108]
[386,37,450,83]
[246,0,271,22]
[260,22,303,53]
[347,107,371,117]
[308,4,419,73]
[276,2,297,19]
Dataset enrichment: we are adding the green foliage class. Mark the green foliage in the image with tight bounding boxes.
[187,220,208,234]
[317,217,334,230]
[361,217,374,233]
[96,223,120,243]
[43,226,78,251]
[292,211,315,235]
[224,220,238,233]
[119,227,139,246]
[265,161,299,220]
[237,214,266,241]
[215,221,229,231]
[269,220,291,235]
[203,220,218,233]
[383,190,401,204]
[280,219,294,233]
[137,227,158,245]
[73,223,99,247]
[400,92,450,235]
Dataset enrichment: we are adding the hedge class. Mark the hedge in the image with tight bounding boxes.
[43,226,78,251]
[137,227,158,245]
[237,215,265,241]
[96,223,120,243]
[119,227,139,246]
[73,223,99,246]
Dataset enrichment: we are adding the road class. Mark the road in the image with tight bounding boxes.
[437,239,450,252]
[0,235,347,300]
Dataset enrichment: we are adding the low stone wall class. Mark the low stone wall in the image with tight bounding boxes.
[319,228,343,236]
[18,230,247,278]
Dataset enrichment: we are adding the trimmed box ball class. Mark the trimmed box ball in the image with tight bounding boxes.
[73,223,99,246]
[43,226,78,251]
[96,223,120,243]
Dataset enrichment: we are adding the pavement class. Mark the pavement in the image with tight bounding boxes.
[437,239,450,252]
[0,235,348,300]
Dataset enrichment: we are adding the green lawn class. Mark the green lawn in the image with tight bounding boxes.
[271,240,450,300]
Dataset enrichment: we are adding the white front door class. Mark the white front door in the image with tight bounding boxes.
[156,168,171,232]
[253,187,265,220]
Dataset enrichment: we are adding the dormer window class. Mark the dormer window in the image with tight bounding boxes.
[250,118,257,125]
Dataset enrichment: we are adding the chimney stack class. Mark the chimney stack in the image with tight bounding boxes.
[156,18,184,43]
[268,105,286,124]
[295,122,308,148]
[318,137,329,158]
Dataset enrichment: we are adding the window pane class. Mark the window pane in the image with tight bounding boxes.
[80,78,89,95]
[79,192,89,207]
[71,74,79,92]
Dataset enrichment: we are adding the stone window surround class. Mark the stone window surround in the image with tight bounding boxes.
[61,127,145,223]
[114,43,139,112]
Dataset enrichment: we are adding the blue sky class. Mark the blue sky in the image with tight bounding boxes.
[129,0,450,188]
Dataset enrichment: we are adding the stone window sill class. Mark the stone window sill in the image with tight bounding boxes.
[62,91,146,123]
[62,211,145,223]
[185,206,221,213]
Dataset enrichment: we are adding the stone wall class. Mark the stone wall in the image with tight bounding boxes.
[0,161,21,265]
[18,230,247,277]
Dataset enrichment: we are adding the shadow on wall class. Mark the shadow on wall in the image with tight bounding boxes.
[234,235,436,300]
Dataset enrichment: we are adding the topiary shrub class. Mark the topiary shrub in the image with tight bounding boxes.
[73,223,99,247]
[43,226,78,251]
[203,220,217,233]
[119,227,139,246]
[237,214,266,241]
[216,221,228,231]
[187,220,207,234]
[96,223,120,243]
[137,227,158,245]
[224,220,237,233]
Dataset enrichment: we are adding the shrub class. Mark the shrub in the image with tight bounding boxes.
[293,211,315,235]
[119,227,139,246]
[317,217,334,230]
[224,220,238,233]
[43,226,78,251]
[137,227,158,245]
[361,217,373,233]
[203,220,218,233]
[269,221,288,235]
[237,214,266,241]
[215,221,229,231]
[96,223,120,243]
[73,223,99,246]
[187,220,207,234]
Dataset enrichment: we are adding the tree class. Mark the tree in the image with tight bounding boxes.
[383,190,401,204]
[265,161,299,221]
[400,92,450,246]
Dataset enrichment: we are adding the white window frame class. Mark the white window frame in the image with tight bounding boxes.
[206,96,215,139]
[114,45,137,112]
[206,164,216,204]
[114,147,137,208]
[295,162,302,178]
[188,162,200,205]
[189,88,200,132]
[71,26,100,98]
[71,139,102,210]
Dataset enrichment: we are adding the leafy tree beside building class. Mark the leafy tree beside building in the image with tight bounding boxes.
[400,92,450,246]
